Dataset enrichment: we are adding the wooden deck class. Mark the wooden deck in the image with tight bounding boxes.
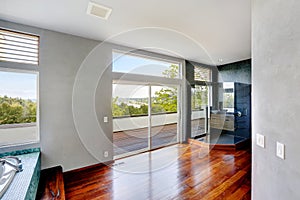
[64,142,251,200]
[113,123,178,156]
[113,119,206,156]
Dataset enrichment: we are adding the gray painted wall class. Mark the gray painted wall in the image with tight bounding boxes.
[0,20,114,171]
[218,59,251,84]
[0,20,187,171]
[252,0,300,199]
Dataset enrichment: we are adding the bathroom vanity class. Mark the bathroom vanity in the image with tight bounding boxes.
[211,82,251,139]
[210,113,234,131]
[0,149,40,200]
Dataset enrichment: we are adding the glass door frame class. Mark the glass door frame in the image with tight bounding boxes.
[191,81,213,138]
[185,61,219,141]
[149,84,181,150]
[112,81,182,159]
[112,49,185,159]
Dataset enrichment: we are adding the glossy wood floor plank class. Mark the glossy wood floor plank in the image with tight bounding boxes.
[64,142,251,200]
[37,166,66,200]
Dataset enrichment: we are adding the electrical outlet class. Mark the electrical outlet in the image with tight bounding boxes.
[103,116,108,123]
[256,133,265,148]
[276,142,285,159]
[104,151,109,158]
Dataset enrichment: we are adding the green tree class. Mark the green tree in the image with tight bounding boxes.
[162,64,179,78]
[152,88,177,113]
[192,86,208,110]
[112,64,180,117]
[151,65,179,113]
[112,97,125,117]
[224,93,234,108]
[112,97,148,117]
[0,96,36,125]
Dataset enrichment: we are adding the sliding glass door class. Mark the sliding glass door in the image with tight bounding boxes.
[191,65,213,138]
[112,50,183,158]
[112,83,179,158]
[112,84,149,156]
[151,85,178,149]
[191,85,211,138]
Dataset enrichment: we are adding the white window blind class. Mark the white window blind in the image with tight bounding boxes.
[0,28,39,65]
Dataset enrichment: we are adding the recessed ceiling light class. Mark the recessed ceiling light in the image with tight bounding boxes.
[87,2,112,20]
[218,58,223,63]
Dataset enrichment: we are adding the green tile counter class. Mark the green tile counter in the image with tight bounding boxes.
[0,150,40,200]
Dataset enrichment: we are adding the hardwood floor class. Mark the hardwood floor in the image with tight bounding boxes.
[64,142,251,200]
[113,119,205,156]
[36,166,66,200]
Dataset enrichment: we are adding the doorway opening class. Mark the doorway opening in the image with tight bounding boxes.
[112,50,183,159]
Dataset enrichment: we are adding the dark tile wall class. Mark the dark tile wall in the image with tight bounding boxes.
[218,59,251,84]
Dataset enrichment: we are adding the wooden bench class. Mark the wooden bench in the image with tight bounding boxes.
[36,166,65,200]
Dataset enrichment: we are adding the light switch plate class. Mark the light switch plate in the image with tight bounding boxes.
[104,151,109,158]
[276,142,285,159]
[103,116,108,123]
[256,133,265,148]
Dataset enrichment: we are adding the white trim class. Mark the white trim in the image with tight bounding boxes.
[180,60,187,142]
[112,72,181,85]
[177,85,181,143]
[148,85,152,149]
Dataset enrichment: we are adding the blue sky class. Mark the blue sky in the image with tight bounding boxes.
[112,52,178,98]
[0,71,37,99]
[113,52,177,77]
[0,53,176,100]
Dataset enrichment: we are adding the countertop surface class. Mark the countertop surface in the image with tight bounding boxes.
[1,152,40,200]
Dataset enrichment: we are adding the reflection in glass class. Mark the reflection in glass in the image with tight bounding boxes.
[191,85,210,137]
[194,66,211,82]
[223,82,234,113]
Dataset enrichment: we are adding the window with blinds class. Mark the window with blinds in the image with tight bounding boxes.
[0,28,39,65]
[194,66,212,82]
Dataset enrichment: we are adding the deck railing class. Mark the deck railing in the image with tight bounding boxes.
[113,110,206,132]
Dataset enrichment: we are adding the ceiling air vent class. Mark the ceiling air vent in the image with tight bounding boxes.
[87,2,112,20]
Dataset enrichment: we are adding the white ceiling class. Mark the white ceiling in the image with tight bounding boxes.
[0,0,251,65]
